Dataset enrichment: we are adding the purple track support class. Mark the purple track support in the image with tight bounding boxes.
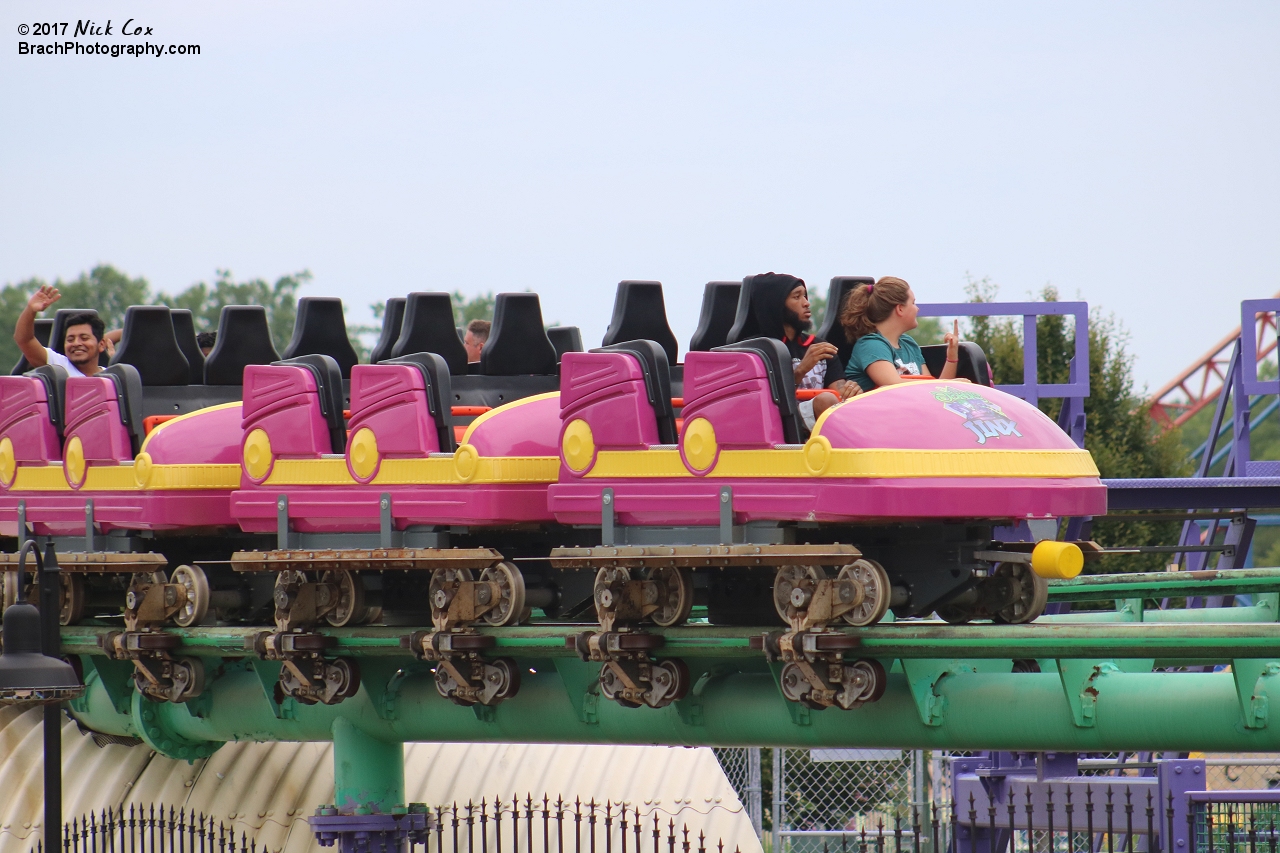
[1159,760,1207,852]
[918,301,1090,406]
[1238,299,1280,397]
[310,807,432,853]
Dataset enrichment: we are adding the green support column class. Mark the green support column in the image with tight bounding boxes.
[332,718,404,814]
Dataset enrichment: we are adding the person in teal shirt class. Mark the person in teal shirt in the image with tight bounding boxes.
[841,277,960,392]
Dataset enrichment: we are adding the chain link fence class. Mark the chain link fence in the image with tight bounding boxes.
[713,751,1280,853]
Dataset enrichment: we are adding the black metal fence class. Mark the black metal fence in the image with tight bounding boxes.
[415,797,744,853]
[31,804,259,853]
[35,798,747,853]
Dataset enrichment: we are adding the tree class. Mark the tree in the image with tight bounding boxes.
[158,269,311,353]
[964,276,1190,572]
[0,265,312,369]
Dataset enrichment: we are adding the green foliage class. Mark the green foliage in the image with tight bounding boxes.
[0,265,311,368]
[452,291,495,326]
[913,317,944,346]
[965,276,1191,572]
[158,268,311,353]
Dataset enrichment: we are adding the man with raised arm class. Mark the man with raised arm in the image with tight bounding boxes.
[13,284,119,377]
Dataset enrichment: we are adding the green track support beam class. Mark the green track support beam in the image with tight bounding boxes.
[68,659,1280,753]
[332,718,404,814]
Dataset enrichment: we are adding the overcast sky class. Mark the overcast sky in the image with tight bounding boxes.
[2,2,1276,393]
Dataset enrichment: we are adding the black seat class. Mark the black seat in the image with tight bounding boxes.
[11,318,53,375]
[480,293,558,376]
[109,306,190,386]
[689,282,742,352]
[600,281,679,366]
[547,326,583,362]
[369,297,406,365]
[100,363,145,456]
[815,276,874,366]
[281,297,360,379]
[712,338,803,444]
[922,342,992,387]
[273,354,347,454]
[593,340,677,445]
[25,364,67,437]
[170,310,205,385]
[203,306,281,385]
[49,309,109,368]
[391,293,468,375]
[725,276,766,344]
[379,352,456,453]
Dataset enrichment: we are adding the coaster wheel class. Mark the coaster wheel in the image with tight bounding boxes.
[171,565,210,628]
[481,562,527,627]
[773,565,826,623]
[323,571,367,627]
[649,566,693,628]
[992,563,1049,624]
[839,559,891,627]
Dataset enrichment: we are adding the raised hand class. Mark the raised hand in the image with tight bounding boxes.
[27,284,61,314]
[944,319,960,355]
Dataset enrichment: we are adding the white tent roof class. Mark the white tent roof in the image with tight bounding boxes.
[0,707,760,853]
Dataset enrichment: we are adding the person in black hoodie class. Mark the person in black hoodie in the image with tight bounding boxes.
[749,272,859,432]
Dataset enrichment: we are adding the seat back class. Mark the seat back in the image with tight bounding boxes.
[711,338,803,444]
[63,363,144,464]
[355,352,455,455]
[274,355,347,453]
[724,275,764,344]
[814,276,873,366]
[560,347,668,469]
[480,293,558,376]
[600,281,679,366]
[241,356,343,467]
[593,341,676,444]
[11,319,53,375]
[921,342,992,387]
[369,297,407,365]
[689,281,742,352]
[109,306,191,385]
[0,366,66,466]
[547,326,584,362]
[391,293,468,375]
[281,297,360,379]
[170,309,205,385]
[204,306,281,385]
[682,350,791,452]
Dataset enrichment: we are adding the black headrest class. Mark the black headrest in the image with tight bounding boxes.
[547,326,583,362]
[392,293,469,375]
[109,306,191,386]
[921,342,992,387]
[815,276,874,366]
[600,282,679,366]
[170,310,205,385]
[51,308,109,367]
[273,354,347,454]
[281,297,360,379]
[689,282,742,352]
[379,352,456,453]
[712,337,803,444]
[369,298,406,366]
[12,319,53,375]
[593,340,677,445]
[725,276,764,345]
[101,363,145,455]
[24,364,67,435]
[204,306,281,385]
[480,294,558,376]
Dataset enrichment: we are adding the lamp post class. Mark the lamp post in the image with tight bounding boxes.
[0,541,85,853]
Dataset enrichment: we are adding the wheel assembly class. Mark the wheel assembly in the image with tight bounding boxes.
[993,562,1049,624]
[322,570,366,628]
[480,562,527,627]
[839,559,890,627]
[171,565,210,628]
[648,566,693,628]
[773,565,826,625]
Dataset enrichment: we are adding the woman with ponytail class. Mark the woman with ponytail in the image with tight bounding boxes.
[840,277,960,391]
